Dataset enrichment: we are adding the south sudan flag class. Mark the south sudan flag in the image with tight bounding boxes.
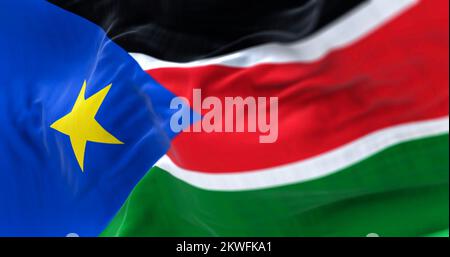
[0,0,448,236]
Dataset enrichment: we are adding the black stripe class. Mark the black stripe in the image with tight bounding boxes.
[49,0,366,63]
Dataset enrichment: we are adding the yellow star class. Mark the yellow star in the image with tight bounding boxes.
[51,81,123,172]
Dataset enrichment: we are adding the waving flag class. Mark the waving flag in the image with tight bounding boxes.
[104,0,447,236]
[0,0,191,236]
[2,0,448,237]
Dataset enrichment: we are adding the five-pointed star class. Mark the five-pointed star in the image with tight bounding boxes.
[51,81,123,172]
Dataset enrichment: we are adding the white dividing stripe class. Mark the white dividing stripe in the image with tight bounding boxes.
[155,117,449,191]
[130,0,418,70]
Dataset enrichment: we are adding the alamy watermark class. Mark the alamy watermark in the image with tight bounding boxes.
[170,89,279,143]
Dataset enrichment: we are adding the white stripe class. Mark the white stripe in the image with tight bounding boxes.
[130,0,418,69]
[155,117,449,191]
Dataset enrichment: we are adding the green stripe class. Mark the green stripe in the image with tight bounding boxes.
[425,229,449,237]
[102,135,449,237]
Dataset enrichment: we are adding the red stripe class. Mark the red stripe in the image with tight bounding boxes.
[149,0,449,173]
